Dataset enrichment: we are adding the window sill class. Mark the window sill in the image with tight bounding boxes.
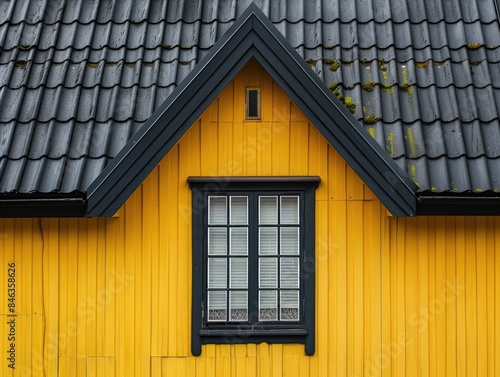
[194,327,313,356]
[199,328,307,337]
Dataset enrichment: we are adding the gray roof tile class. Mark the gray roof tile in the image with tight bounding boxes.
[0,157,24,192]
[1,0,500,195]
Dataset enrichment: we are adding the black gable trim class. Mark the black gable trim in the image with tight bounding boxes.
[86,3,417,217]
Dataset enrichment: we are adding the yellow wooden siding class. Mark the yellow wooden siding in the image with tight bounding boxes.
[0,59,499,376]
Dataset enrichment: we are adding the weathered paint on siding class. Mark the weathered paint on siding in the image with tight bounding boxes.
[0,60,499,376]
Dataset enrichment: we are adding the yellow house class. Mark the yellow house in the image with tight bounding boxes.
[1,3,500,377]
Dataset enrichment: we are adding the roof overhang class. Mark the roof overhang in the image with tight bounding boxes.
[417,193,500,216]
[85,4,418,217]
[0,192,86,218]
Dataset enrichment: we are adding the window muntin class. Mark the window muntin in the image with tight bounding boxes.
[258,195,300,322]
[207,193,302,324]
[207,195,249,322]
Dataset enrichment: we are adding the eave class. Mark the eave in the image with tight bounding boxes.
[417,193,500,216]
[0,192,86,218]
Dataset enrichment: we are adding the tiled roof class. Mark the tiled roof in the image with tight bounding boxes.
[1,0,500,195]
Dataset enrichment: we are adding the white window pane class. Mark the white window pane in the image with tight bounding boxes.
[280,258,299,288]
[280,227,299,255]
[259,227,278,255]
[230,196,248,225]
[280,196,299,224]
[259,196,278,224]
[230,291,248,321]
[208,196,227,224]
[230,228,248,255]
[208,258,227,288]
[259,290,278,321]
[230,258,247,288]
[259,258,278,288]
[280,291,299,321]
[208,291,227,321]
[208,228,227,255]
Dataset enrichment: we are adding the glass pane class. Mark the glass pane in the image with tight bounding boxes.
[208,196,227,224]
[280,291,299,321]
[280,227,299,255]
[259,227,277,255]
[259,291,278,321]
[230,196,248,225]
[208,228,227,255]
[280,257,299,288]
[208,258,227,288]
[259,258,278,288]
[230,228,248,255]
[208,291,227,321]
[259,196,278,224]
[230,258,247,288]
[280,196,299,224]
[230,291,248,321]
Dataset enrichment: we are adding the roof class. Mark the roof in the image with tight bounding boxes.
[1,0,500,216]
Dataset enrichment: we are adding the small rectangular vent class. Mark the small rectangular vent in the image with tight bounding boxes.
[246,87,261,120]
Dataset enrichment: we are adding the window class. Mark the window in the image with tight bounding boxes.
[188,177,319,356]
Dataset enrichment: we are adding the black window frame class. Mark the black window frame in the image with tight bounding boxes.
[188,177,319,356]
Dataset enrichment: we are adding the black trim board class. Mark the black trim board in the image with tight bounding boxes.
[417,195,500,216]
[0,193,86,218]
[86,3,417,217]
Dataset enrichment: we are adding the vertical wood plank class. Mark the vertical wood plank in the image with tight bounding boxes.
[290,104,309,175]
[394,218,407,377]
[316,200,329,373]
[271,81,290,175]
[495,218,500,377]
[347,201,364,377]
[445,217,458,377]
[141,167,157,375]
[455,217,467,377]
[150,357,162,377]
[464,217,477,377]
[380,214,394,377]
[433,217,446,377]
[331,199,347,376]
[328,144,346,201]
[417,217,429,376]
[363,201,382,376]
[476,217,488,377]
[44,219,59,376]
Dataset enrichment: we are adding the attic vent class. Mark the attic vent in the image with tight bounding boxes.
[245,87,261,120]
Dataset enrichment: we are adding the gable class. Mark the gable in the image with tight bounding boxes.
[155,58,375,201]
[85,4,417,217]
[129,57,382,243]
